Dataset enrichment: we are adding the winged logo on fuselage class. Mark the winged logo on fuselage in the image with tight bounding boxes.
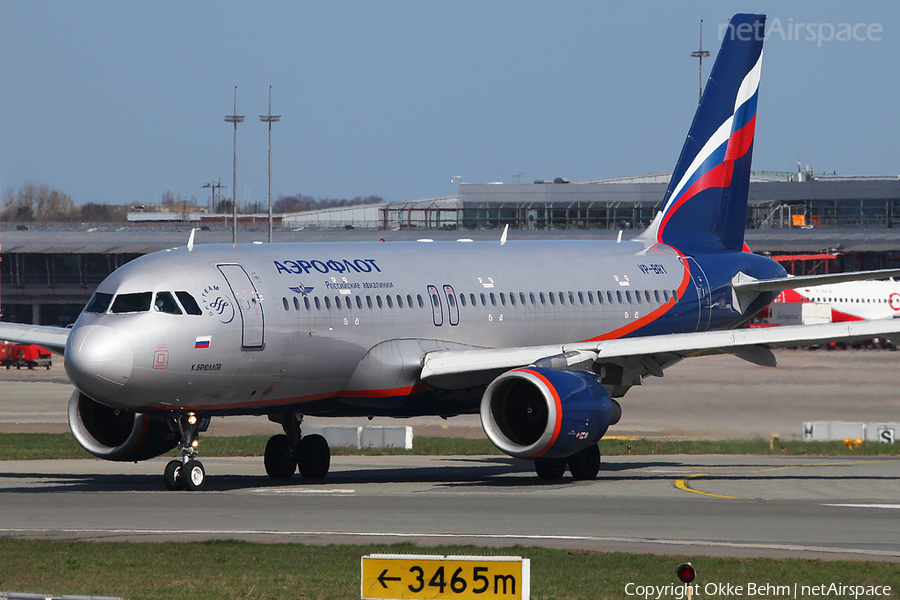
[289,283,314,296]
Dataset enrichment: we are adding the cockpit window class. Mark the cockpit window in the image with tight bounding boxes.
[175,291,203,315]
[154,291,183,315]
[110,292,152,314]
[84,292,113,314]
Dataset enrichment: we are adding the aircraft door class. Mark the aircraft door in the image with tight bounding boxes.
[427,285,443,326]
[680,256,712,331]
[443,285,459,326]
[218,264,265,348]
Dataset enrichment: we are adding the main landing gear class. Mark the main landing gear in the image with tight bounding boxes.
[265,413,330,481]
[534,443,601,481]
[164,412,208,491]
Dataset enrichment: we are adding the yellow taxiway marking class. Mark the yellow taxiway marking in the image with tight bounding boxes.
[670,459,900,500]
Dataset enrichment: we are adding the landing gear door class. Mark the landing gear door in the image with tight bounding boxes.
[443,285,459,326]
[427,285,443,326]
[218,264,265,349]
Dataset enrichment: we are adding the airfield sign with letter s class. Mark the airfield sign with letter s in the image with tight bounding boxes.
[361,554,530,600]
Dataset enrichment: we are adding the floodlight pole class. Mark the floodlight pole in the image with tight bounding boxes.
[224,87,245,244]
[690,20,711,105]
[259,86,281,243]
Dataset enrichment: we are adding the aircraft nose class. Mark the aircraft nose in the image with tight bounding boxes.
[65,324,134,402]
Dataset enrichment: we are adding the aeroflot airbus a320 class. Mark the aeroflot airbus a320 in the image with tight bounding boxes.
[4,13,900,490]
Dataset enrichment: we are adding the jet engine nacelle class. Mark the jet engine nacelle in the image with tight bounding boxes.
[67,390,178,461]
[480,367,620,460]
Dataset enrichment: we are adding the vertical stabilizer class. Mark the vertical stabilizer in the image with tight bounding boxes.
[654,13,765,251]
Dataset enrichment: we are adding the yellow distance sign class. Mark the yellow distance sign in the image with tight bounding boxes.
[361,554,530,600]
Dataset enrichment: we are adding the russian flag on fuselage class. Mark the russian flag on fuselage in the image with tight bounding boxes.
[657,13,766,253]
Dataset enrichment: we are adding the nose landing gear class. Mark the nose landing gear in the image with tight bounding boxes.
[164,412,209,491]
[265,413,331,481]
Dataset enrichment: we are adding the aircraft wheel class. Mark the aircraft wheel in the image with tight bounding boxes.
[297,434,330,479]
[567,444,601,480]
[182,459,207,491]
[534,457,567,480]
[164,459,184,491]
[264,434,297,480]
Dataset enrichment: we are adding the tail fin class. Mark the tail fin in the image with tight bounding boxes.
[654,13,765,252]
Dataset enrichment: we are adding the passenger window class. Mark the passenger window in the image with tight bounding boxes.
[470,293,477,306]
[634,291,641,304]
[645,291,651,303]
[490,293,496,306]
[671,289,678,300]
[509,293,515,306]
[85,292,113,314]
[367,296,373,309]
[111,292,152,314]
[334,296,341,310]
[448,294,456,307]
[397,295,404,308]
[519,292,526,305]
[654,290,661,303]
[386,295,393,308]
[578,291,584,304]
[529,292,536,305]
[499,293,505,306]
[607,291,613,304]
[293,297,300,310]
[616,291,623,303]
[568,291,575,304]
[557,292,564,305]
[587,291,594,304]
[345,296,352,309]
[377,296,383,309]
[325,297,332,310]
[175,291,203,315]
[549,292,556,305]
[663,290,670,302]
[304,297,311,310]
[480,293,486,306]
[539,292,545,305]
[282,297,289,311]
[408,294,414,308]
[356,296,363,309]
[460,294,467,307]
[417,294,424,308]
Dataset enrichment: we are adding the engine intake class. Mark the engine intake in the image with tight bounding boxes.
[480,367,619,459]
[68,390,178,461]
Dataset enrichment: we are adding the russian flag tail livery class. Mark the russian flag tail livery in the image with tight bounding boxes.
[656,13,765,252]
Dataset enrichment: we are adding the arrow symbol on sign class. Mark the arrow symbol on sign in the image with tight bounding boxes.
[378,569,401,588]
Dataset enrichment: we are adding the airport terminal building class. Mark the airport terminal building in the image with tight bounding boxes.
[3,171,900,326]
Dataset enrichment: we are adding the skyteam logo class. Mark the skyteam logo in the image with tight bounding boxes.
[201,284,236,324]
[290,283,314,296]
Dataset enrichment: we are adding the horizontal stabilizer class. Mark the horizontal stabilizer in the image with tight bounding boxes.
[732,268,900,294]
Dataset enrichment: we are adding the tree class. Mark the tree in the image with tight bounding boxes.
[2,182,76,221]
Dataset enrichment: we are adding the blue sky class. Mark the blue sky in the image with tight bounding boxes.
[1,1,897,208]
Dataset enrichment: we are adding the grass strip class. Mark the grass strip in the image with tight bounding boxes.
[0,432,898,461]
[0,539,897,600]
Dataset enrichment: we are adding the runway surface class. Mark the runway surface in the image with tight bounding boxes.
[1,453,898,561]
[1,349,899,562]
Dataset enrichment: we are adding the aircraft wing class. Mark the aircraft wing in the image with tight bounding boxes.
[733,267,900,294]
[421,319,900,389]
[0,323,70,355]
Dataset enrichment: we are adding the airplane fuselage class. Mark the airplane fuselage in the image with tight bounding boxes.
[64,239,783,417]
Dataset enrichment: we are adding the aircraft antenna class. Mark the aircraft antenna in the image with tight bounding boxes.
[260,86,281,243]
[690,19,711,105]
[500,224,509,246]
[224,87,245,244]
